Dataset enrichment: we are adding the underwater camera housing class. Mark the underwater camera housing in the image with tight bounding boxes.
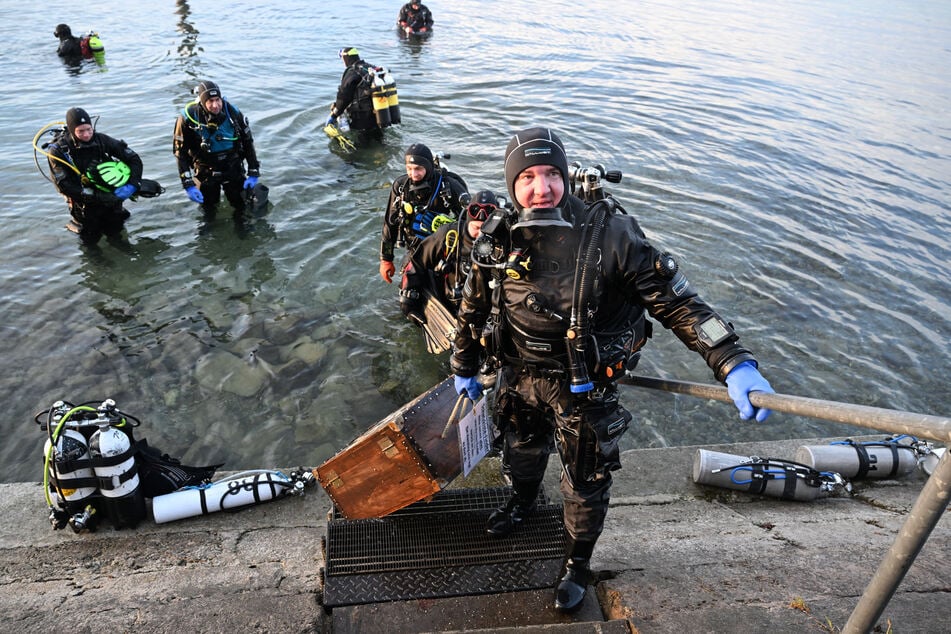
[568,162,622,202]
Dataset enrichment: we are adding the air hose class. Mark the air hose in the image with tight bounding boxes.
[566,198,614,393]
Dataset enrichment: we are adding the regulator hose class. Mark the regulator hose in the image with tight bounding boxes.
[567,197,614,393]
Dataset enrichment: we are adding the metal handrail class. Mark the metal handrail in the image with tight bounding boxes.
[619,375,951,634]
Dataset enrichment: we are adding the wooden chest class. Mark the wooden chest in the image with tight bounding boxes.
[315,377,463,519]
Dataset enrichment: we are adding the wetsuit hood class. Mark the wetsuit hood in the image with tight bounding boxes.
[66,107,94,145]
[504,127,570,211]
[405,143,434,180]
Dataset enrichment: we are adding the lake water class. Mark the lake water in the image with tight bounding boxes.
[2,0,949,483]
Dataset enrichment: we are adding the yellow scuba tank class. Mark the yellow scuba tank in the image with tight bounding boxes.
[370,68,392,128]
[381,67,400,125]
[86,33,104,54]
[87,33,105,66]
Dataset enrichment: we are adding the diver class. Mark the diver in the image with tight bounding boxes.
[173,80,262,215]
[43,107,144,245]
[380,143,469,284]
[53,24,105,68]
[53,24,82,61]
[327,47,400,137]
[397,1,434,36]
[400,189,500,325]
[399,190,500,353]
[450,127,776,611]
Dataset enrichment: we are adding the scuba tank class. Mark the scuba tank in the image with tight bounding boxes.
[370,67,392,128]
[42,401,99,531]
[794,436,923,480]
[382,68,400,124]
[37,398,212,532]
[88,399,146,529]
[151,469,315,524]
[693,449,846,501]
[86,32,105,65]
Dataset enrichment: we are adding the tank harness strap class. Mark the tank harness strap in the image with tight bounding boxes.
[885,444,900,478]
[49,474,101,490]
[849,441,872,479]
[58,444,137,473]
[735,458,821,500]
[844,439,902,479]
[96,462,139,491]
[199,487,210,515]
[745,463,769,495]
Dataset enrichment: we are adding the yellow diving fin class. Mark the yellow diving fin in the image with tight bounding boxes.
[323,124,356,151]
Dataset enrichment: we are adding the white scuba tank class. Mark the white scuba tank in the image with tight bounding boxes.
[88,404,145,528]
[152,470,291,524]
[44,427,97,515]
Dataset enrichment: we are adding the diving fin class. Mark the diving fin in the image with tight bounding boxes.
[134,179,164,199]
[323,124,356,151]
[136,438,222,497]
[242,181,270,215]
[420,287,457,354]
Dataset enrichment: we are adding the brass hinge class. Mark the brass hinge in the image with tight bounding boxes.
[378,437,400,458]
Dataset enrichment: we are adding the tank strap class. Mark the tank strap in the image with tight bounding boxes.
[49,474,100,490]
[850,442,872,479]
[738,458,821,499]
[96,462,140,491]
[58,444,137,473]
[846,439,903,479]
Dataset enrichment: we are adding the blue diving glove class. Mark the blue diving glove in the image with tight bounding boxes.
[326,115,337,126]
[243,175,259,190]
[454,375,482,402]
[185,185,204,204]
[725,361,774,422]
[113,183,137,200]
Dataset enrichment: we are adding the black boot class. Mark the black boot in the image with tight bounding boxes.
[555,558,592,611]
[554,538,596,611]
[486,483,539,537]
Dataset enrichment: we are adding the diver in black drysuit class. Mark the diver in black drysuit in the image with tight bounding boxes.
[379,143,468,283]
[398,2,434,34]
[399,189,499,324]
[47,107,143,245]
[173,80,261,214]
[54,24,82,61]
[450,127,775,611]
[329,47,380,132]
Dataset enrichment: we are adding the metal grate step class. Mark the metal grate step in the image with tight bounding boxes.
[323,487,566,607]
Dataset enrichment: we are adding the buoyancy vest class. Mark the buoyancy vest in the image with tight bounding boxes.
[183,102,242,157]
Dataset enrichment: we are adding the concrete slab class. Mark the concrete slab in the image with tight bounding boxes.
[1,435,946,633]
